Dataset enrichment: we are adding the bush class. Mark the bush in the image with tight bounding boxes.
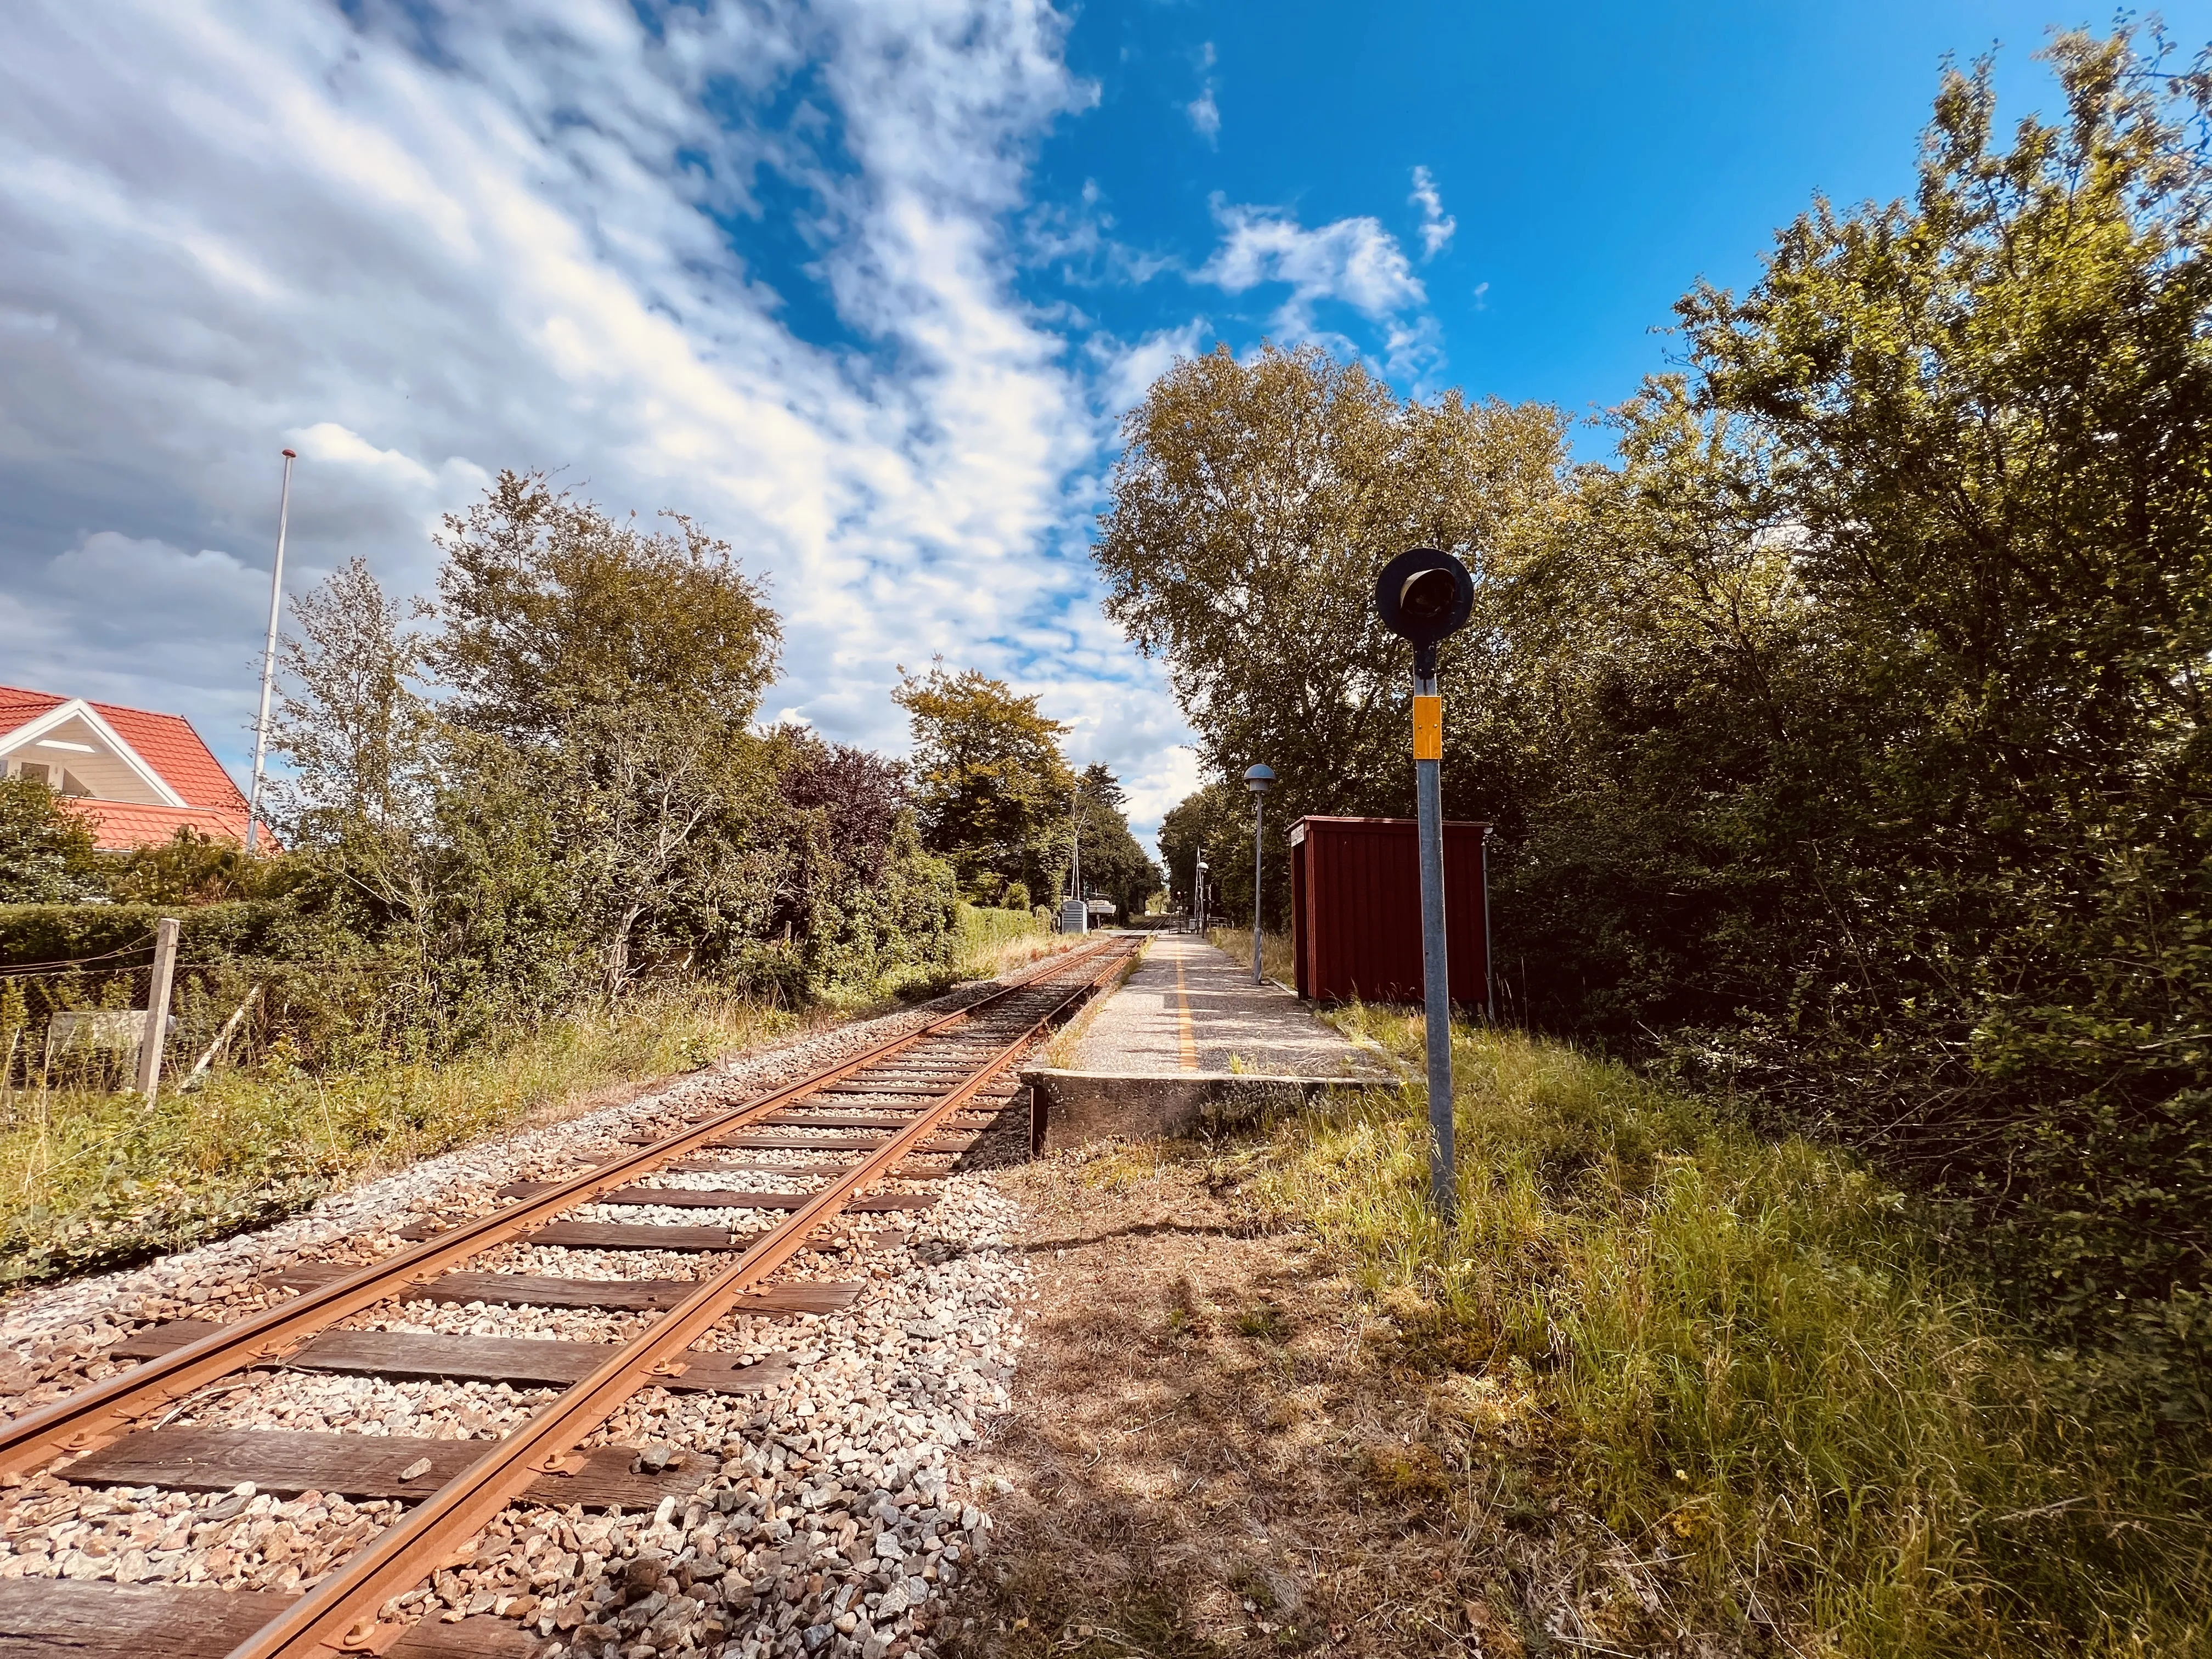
[0,777,106,903]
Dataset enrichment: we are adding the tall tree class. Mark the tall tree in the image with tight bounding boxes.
[267,558,443,937]
[1492,29,2212,1339]
[430,471,783,995]
[1093,342,1570,921]
[1098,33,2212,1345]
[894,664,1074,905]
[270,557,439,837]
[1071,763,1160,920]
[1157,782,1247,921]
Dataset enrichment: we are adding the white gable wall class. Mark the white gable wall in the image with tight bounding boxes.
[0,707,180,805]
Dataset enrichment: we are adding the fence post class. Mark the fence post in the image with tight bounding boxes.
[136,917,180,1098]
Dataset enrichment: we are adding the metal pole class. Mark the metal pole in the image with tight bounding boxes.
[1251,794,1265,984]
[135,917,180,1099]
[1414,648,1455,1220]
[245,448,297,852]
[1481,825,1495,1023]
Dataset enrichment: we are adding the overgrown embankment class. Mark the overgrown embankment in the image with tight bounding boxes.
[0,901,1052,1291]
[0,986,802,1290]
[957,1010,2206,1658]
[1251,1011,2210,1656]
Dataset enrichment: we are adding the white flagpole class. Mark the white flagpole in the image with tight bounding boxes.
[245,447,296,851]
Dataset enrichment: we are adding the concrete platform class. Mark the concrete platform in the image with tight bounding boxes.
[1025,934,1396,1150]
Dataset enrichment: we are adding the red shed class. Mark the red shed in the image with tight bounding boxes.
[1287,815,1491,1009]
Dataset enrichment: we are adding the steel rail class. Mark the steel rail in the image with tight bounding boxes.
[227,937,1138,1658]
[0,936,1123,1483]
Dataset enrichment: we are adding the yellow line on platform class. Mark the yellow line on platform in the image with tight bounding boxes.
[1175,953,1197,1071]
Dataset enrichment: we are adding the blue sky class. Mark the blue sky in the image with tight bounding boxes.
[3,1,2204,853]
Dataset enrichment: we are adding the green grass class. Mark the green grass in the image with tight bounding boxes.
[1247,1007,2211,1656]
[1204,925,1295,988]
[956,902,1056,979]
[0,986,803,1291]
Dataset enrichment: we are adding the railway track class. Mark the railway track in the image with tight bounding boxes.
[0,934,1137,1658]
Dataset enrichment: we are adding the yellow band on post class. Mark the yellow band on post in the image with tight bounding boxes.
[1412,695,1442,760]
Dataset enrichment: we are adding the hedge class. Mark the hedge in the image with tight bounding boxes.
[0,900,296,970]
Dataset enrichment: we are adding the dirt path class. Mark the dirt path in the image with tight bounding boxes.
[941,1142,1582,1659]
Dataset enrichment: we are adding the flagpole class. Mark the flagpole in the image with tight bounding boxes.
[245,448,296,851]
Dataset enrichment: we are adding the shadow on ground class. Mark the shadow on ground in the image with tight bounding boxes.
[928,1142,1695,1659]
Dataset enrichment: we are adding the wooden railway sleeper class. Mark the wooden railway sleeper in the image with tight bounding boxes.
[218,936,1138,1659]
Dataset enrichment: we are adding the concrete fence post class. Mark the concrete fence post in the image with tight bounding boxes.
[135,917,180,1099]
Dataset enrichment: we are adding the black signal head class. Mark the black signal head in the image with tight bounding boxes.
[1375,548,1474,646]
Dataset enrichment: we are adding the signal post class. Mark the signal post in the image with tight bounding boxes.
[1375,548,1475,1220]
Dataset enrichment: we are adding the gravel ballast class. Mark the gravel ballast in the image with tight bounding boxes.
[0,977,1066,1658]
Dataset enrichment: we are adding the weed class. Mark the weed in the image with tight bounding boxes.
[1256,1009,2212,1657]
[1233,1300,1288,1341]
[0,984,802,1288]
[955,905,1060,982]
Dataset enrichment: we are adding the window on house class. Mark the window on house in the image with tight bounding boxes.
[14,761,52,786]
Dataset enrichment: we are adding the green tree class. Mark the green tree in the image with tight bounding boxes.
[268,556,445,949]
[430,471,783,995]
[1492,27,2212,1340]
[0,775,105,902]
[893,663,1075,905]
[1101,33,2212,1351]
[754,727,957,996]
[1158,782,1246,922]
[1093,342,1569,922]
[1072,764,1159,920]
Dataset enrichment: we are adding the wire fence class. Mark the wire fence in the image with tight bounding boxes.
[0,935,435,1115]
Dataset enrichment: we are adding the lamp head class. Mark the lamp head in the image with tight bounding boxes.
[1243,763,1274,794]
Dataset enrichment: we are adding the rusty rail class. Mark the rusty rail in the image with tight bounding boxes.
[224,936,1137,1657]
[0,935,1124,1485]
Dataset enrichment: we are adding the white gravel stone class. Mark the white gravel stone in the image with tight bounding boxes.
[0,964,1076,1659]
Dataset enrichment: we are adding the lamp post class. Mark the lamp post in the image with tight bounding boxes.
[245,447,297,853]
[1195,859,1209,934]
[1375,547,1475,1218]
[1244,764,1273,984]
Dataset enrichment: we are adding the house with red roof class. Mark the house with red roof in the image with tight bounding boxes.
[0,685,256,850]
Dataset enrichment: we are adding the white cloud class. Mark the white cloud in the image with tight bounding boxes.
[0,0,1194,805]
[1187,89,1221,143]
[1409,163,1455,259]
[1199,200,1425,321]
[1087,320,1211,415]
[1194,197,1435,373]
[1186,40,1220,144]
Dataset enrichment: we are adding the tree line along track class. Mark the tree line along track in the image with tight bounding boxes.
[0,933,1139,1658]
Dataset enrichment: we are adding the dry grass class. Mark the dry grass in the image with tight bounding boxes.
[946,1141,1643,1659]
[0,985,810,1290]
